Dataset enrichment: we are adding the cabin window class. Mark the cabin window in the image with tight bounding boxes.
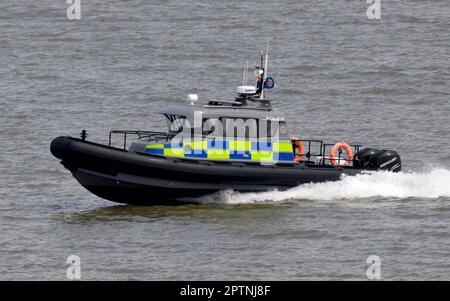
[258,120,281,138]
[220,118,257,139]
[164,114,186,133]
[202,118,223,137]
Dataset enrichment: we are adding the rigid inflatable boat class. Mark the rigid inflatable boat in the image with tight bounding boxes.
[50,50,401,205]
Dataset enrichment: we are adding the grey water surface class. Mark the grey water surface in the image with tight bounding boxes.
[1,0,449,280]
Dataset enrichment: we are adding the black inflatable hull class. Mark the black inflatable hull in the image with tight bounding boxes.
[50,136,362,205]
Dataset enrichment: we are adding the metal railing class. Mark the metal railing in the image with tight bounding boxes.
[108,130,175,150]
[291,138,361,167]
[107,131,362,167]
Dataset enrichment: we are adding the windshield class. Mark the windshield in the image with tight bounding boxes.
[164,114,186,133]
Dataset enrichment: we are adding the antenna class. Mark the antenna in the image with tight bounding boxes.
[260,50,264,73]
[260,40,270,100]
[245,60,249,85]
[242,60,250,85]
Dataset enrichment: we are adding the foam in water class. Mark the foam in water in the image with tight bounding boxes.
[198,168,450,204]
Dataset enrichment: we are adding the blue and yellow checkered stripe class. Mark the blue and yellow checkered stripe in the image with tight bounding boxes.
[144,140,294,162]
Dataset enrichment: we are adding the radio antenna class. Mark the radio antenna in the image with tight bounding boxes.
[260,40,270,99]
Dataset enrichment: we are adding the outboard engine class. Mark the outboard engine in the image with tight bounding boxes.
[354,148,401,172]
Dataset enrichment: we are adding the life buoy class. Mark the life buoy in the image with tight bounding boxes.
[291,136,304,162]
[329,142,353,166]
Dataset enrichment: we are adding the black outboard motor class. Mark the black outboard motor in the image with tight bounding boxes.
[354,148,401,172]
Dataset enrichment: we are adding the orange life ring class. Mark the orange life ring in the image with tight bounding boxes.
[291,136,304,162]
[329,142,353,166]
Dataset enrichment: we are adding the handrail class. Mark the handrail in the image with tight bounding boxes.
[291,138,362,167]
[108,130,175,150]
[290,139,323,161]
[108,130,363,167]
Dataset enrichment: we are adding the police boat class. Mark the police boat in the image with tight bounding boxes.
[50,50,401,205]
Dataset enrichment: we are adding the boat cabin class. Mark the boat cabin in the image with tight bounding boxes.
[108,50,364,167]
[126,49,299,163]
[128,92,296,163]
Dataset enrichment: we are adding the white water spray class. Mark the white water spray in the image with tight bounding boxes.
[197,168,450,204]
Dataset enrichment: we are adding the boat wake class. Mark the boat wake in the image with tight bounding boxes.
[197,168,450,204]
